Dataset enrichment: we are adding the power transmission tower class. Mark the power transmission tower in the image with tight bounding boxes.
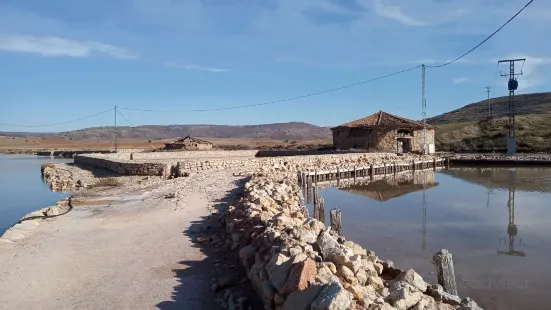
[114,105,118,153]
[421,64,428,154]
[485,86,492,119]
[498,59,525,156]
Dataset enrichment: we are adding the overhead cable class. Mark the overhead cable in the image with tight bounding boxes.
[427,0,534,68]
[116,109,134,127]
[0,108,114,128]
[118,65,422,113]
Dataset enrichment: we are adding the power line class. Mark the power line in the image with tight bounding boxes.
[118,65,422,113]
[0,108,114,128]
[116,109,134,127]
[427,0,534,68]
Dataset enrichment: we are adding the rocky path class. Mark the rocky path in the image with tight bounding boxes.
[0,169,260,310]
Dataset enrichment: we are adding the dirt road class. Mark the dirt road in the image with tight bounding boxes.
[0,170,257,310]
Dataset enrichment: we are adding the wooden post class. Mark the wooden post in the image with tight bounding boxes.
[307,177,313,205]
[446,157,450,169]
[433,158,437,171]
[337,167,340,180]
[394,163,397,176]
[433,249,458,296]
[353,165,357,182]
[312,186,317,207]
[318,198,326,224]
[330,208,342,234]
[413,160,416,171]
[369,164,374,180]
[314,169,318,185]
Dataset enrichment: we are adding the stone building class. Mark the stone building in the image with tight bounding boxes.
[164,136,212,150]
[331,110,435,153]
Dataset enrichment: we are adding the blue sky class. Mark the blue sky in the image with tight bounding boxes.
[1,0,550,132]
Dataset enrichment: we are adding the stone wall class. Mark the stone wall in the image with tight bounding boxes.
[176,153,437,175]
[75,155,171,177]
[222,165,482,310]
[412,129,435,153]
[76,152,440,180]
[332,128,436,154]
[332,129,400,153]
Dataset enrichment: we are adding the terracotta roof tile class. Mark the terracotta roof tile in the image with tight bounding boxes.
[331,111,434,130]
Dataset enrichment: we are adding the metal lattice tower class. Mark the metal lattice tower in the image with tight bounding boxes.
[498,59,525,156]
[485,86,492,119]
[422,64,427,154]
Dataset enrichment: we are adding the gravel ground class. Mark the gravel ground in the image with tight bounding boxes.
[0,167,260,310]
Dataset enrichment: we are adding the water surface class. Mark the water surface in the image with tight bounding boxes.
[307,168,551,310]
[0,154,72,234]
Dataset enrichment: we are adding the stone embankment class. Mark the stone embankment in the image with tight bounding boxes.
[222,165,482,310]
[450,154,551,167]
[75,151,437,178]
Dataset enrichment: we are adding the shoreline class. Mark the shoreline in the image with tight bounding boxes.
[1,151,515,309]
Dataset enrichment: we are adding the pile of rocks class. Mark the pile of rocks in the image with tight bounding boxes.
[223,167,482,310]
[41,163,80,191]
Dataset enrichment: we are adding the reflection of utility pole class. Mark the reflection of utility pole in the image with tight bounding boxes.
[422,170,428,251]
[486,169,493,208]
[498,169,526,257]
[498,59,526,156]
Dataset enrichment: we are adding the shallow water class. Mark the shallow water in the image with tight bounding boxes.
[0,154,72,235]
[306,168,551,310]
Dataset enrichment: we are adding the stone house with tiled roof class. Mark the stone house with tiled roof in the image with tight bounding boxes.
[330,111,435,153]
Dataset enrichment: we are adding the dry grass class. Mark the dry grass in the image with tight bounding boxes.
[89,178,121,188]
[436,114,551,152]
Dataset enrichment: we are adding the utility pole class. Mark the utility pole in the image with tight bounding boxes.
[485,86,492,119]
[498,59,525,156]
[421,64,428,155]
[114,105,118,153]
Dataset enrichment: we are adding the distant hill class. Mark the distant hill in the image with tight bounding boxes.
[428,92,551,125]
[51,122,332,141]
[428,92,551,152]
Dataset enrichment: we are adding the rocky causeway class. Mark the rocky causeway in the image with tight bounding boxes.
[0,150,483,310]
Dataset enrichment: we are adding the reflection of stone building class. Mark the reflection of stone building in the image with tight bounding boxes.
[331,111,435,153]
[164,136,212,150]
[338,171,437,202]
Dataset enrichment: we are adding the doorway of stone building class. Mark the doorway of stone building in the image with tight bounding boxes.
[397,138,411,153]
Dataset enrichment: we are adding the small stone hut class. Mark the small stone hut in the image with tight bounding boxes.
[164,136,212,150]
[331,110,435,153]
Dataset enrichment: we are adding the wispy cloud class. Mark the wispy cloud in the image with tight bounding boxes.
[0,34,138,59]
[373,0,425,26]
[453,77,469,84]
[165,62,229,73]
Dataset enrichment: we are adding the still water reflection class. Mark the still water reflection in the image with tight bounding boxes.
[306,168,551,310]
[0,155,72,235]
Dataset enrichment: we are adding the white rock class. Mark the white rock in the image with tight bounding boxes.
[12,221,39,230]
[311,282,353,310]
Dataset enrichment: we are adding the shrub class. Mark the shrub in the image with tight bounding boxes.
[89,178,121,188]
